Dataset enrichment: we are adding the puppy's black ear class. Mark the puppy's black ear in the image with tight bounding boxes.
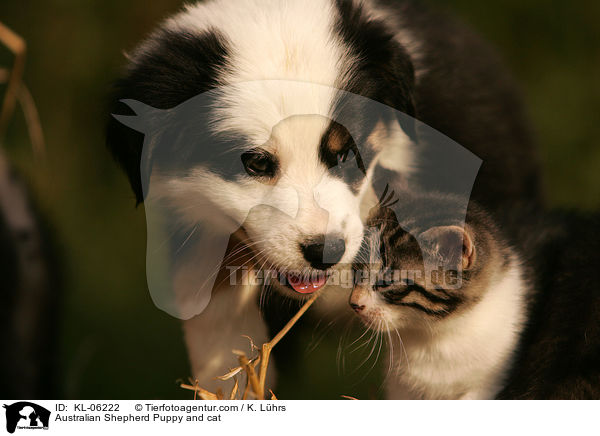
[334,1,417,139]
[385,44,417,142]
[106,99,145,204]
[105,29,231,205]
[108,96,171,204]
[419,225,476,271]
[107,96,167,204]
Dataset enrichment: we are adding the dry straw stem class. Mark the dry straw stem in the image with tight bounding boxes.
[181,291,321,400]
[0,22,25,136]
[0,22,45,157]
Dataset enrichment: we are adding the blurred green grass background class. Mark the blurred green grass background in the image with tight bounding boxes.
[0,0,598,399]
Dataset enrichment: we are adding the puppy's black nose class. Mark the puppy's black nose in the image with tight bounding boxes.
[350,303,365,313]
[300,234,346,270]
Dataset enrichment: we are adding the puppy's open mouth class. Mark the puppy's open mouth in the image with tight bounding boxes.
[237,230,333,295]
[284,271,329,294]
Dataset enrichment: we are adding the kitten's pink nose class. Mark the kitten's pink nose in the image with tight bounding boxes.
[350,303,365,313]
[350,286,368,312]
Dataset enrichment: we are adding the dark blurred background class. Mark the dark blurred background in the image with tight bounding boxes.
[0,0,598,399]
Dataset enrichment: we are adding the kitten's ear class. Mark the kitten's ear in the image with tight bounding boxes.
[419,225,476,271]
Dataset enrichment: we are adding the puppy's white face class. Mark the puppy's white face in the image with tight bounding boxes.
[239,114,365,292]
[110,0,420,313]
[128,73,418,308]
[149,107,369,298]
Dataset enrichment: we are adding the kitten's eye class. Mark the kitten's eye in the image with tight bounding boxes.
[373,278,392,290]
[381,288,409,303]
[241,150,278,178]
[404,281,428,295]
[373,271,398,290]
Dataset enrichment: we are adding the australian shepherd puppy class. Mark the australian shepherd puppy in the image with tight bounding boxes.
[107,0,541,391]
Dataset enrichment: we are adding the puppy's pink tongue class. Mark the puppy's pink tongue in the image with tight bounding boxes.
[287,273,327,294]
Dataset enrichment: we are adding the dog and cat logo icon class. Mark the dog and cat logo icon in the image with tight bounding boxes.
[3,402,50,433]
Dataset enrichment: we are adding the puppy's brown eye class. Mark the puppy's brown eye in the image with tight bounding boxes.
[241,150,278,178]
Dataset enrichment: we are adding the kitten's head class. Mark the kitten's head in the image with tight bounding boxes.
[351,193,507,331]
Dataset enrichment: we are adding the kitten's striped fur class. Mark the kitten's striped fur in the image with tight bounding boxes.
[351,192,528,399]
[352,190,600,399]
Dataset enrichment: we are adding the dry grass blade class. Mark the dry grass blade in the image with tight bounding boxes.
[257,292,320,396]
[216,366,244,381]
[180,382,219,400]
[242,377,250,400]
[239,353,262,399]
[181,291,321,400]
[241,335,258,352]
[0,22,25,139]
[229,378,239,400]
[13,83,45,157]
[0,23,46,158]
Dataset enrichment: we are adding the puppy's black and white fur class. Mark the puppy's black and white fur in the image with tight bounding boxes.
[106,0,541,391]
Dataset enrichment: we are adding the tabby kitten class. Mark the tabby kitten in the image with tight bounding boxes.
[351,191,600,399]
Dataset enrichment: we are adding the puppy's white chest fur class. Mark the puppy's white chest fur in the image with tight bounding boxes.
[387,261,527,400]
